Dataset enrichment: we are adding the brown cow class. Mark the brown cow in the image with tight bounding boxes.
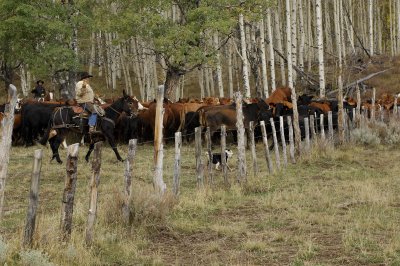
[265,87,291,105]
[309,102,331,113]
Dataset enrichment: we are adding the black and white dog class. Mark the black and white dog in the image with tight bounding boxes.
[207,149,234,171]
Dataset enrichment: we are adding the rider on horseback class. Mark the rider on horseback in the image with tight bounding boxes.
[31,80,46,100]
[75,72,98,133]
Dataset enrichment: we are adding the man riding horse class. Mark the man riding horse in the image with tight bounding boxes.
[40,86,140,164]
[75,72,99,133]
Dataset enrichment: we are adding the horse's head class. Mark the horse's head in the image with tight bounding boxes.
[121,90,140,117]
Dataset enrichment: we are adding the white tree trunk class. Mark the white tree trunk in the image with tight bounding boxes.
[274,7,286,86]
[88,32,96,75]
[291,0,298,82]
[286,0,301,153]
[259,19,269,98]
[214,32,224,97]
[97,31,103,77]
[239,13,251,98]
[397,0,400,54]
[369,0,374,56]
[266,10,276,91]
[20,65,28,97]
[335,0,345,143]
[227,40,234,97]
[298,0,305,71]
[316,0,326,98]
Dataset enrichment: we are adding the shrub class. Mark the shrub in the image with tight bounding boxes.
[20,250,54,266]
[351,127,381,146]
[0,238,8,263]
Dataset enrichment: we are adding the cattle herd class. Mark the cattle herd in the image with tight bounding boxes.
[1,87,397,148]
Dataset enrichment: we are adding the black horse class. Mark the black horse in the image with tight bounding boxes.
[40,90,139,164]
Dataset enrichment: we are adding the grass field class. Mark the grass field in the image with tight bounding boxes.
[1,138,400,265]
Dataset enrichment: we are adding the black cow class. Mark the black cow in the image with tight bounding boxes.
[183,111,200,142]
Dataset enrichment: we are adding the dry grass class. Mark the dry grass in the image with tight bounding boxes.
[2,139,400,265]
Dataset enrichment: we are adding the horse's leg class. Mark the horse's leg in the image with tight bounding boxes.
[85,142,95,162]
[104,131,123,162]
[49,134,63,164]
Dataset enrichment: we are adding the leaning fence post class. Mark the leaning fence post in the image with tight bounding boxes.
[122,139,137,224]
[310,115,316,140]
[60,143,79,242]
[304,118,310,152]
[249,121,258,177]
[269,118,281,170]
[0,84,17,220]
[328,111,334,142]
[195,127,204,188]
[287,116,296,164]
[234,92,247,182]
[320,114,325,141]
[23,149,43,247]
[205,127,213,185]
[260,121,273,173]
[221,125,229,186]
[279,116,288,168]
[172,132,182,197]
[85,142,102,246]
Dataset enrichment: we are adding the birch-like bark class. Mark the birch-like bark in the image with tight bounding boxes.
[266,10,276,91]
[335,0,345,143]
[239,13,251,98]
[316,0,326,98]
[397,0,400,54]
[259,19,269,97]
[298,0,305,72]
[20,65,28,97]
[286,0,301,153]
[214,32,224,97]
[227,40,234,97]
[89,32,96,75]
[369,0,374,56]
[274,6,286,86]
[291,0,298,82]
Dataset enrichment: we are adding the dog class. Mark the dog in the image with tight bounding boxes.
[206,149,234,171]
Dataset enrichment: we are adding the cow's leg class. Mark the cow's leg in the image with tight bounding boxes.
[85,142,95,162]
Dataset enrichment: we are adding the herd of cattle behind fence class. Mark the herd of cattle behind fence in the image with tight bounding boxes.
[0,83,399,247]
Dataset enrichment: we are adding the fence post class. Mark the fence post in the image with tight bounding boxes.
[287,116,296,164]
[85,142,102,246]
[221,125,229,186]
[269,118,281,170]
[328,111,334,142]
[304,118,310,152]
[380,106,384,122]
[0,84,17,220]
[320,114,325,140]
[351,108,356,130]
[234,92,246,183]
[356,84,361,127]
[371,87,376,121]
[279,116,288,168]
[60,143,79,242]
[154,85,166,196]
[23,149,43,247]
[195,127,204,188]
[260,121,273,173]
[172,132,182,197]
[249,121,258,177]
[205,127,213,185]
[122,139,137,223]
[310,115,316,140]
[394,95,398,116]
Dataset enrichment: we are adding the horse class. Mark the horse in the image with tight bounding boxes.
[40,90,139,164]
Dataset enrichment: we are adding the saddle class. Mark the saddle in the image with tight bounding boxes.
[71,106,89,118]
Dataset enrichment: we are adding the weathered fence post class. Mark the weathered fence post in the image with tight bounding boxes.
[371,87,376,121]
[304,118,310,152]
[195,127,204,188]
[269,118,281,170]
[310,115,316,140]
[351,108,356,130]
[394,95,398,116]
[260,121,273,173]
[85,142,102,246]
[23,149,43,247]
[234,92,247,182]
[279,116,288,167]
[205,127,213,185]
[221,125,229,186]
[320,114,325,140]
[60,143,79,242]
[328,111,334,142]
[0,84,17,219]
[122,139,137,223]
[154,85,166,196]
[249,121,258,177]
[287,116,296,164]
[380,106,384,122]
[173,132,182,197]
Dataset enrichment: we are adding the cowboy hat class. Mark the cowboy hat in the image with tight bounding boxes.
[79,72,93,81]
[36,80,44,85]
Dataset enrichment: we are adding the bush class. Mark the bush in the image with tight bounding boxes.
[0,238,8,263]
[20,250,54,266]
[351,127,381,146]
